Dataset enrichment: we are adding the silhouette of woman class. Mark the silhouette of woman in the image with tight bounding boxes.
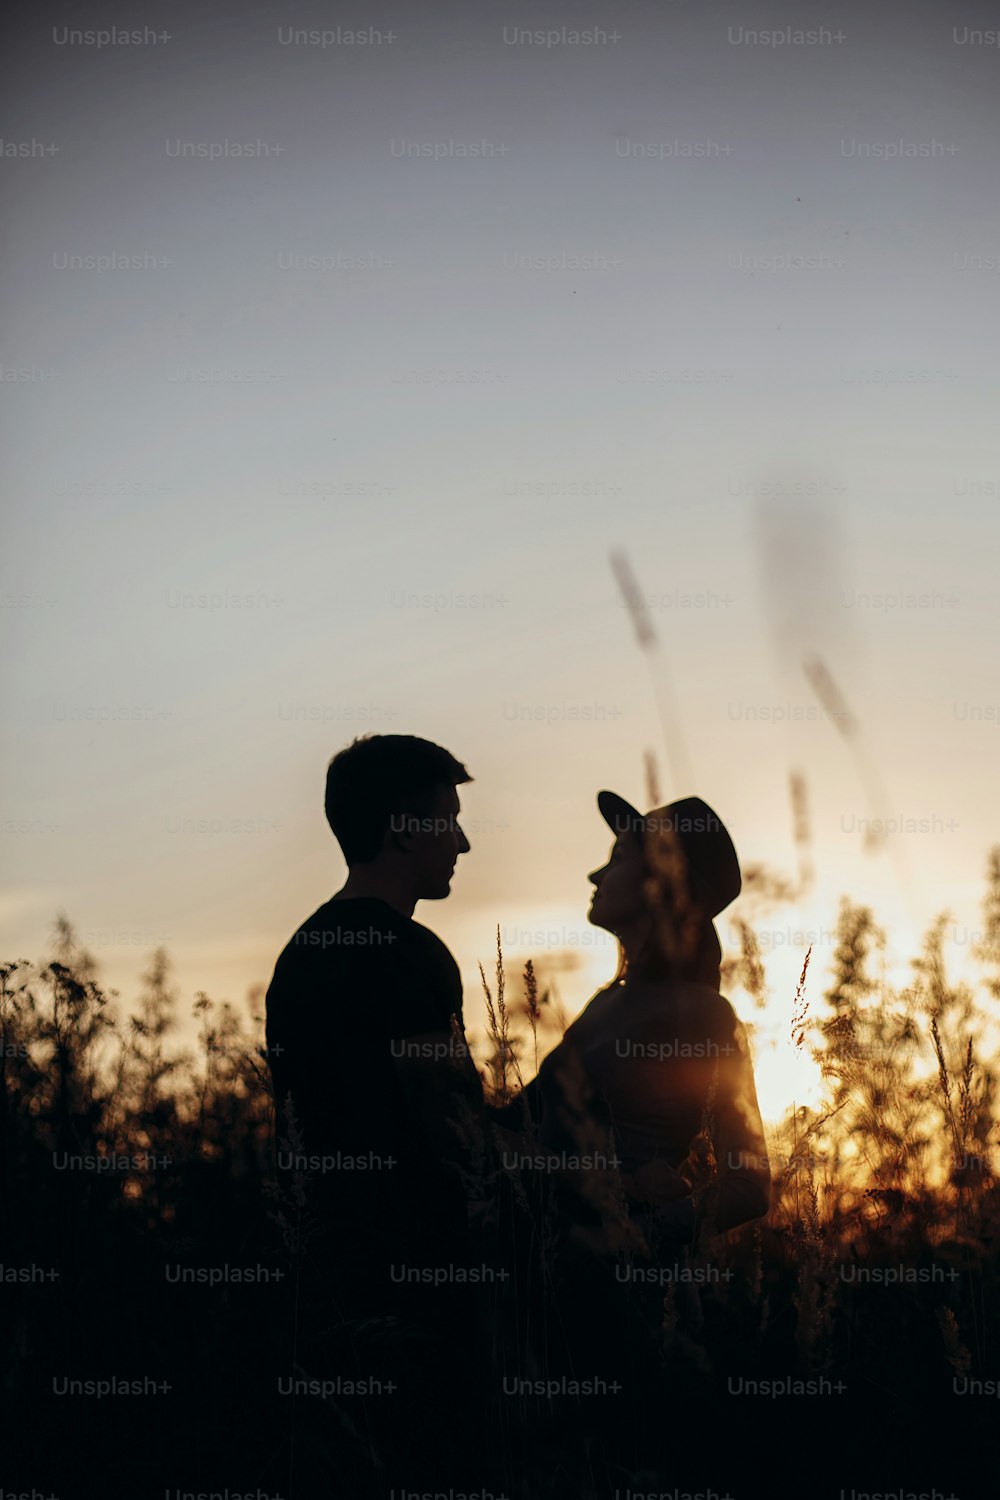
[493,789,770,1422]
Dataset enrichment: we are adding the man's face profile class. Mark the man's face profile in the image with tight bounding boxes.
[399,782,470,900]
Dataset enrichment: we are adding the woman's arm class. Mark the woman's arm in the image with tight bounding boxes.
[640,1008,769,1248]
[694,1011,770,1234]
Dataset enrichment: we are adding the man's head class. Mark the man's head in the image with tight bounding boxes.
[325,735,472,901]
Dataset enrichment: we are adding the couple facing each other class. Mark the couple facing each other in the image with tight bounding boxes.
[265,732,770,1317]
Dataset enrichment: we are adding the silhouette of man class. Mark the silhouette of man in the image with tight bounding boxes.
[265,736,493,1487]
[265,735,485,1320]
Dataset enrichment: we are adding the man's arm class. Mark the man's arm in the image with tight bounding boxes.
[390,1020,486,1167]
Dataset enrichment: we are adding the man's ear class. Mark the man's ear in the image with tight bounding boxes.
[387,807,416,856]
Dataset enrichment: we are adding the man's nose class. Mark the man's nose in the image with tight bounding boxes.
[588,867,603,887]
[456,824,471,855]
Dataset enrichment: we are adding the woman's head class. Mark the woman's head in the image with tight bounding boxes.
[587,790,741,986]
[587,829,718,984]
[587,831,648,938]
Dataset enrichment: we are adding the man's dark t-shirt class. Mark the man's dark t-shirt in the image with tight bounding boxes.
[265,896,482,1299]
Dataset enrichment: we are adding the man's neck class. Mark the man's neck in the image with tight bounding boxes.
[333,867,417,919]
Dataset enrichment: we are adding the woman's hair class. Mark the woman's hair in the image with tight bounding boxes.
[611,828,723,989]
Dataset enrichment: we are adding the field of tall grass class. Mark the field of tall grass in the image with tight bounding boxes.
[3,854,1000,1495]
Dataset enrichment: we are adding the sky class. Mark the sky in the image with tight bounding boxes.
[3,0,999,1123]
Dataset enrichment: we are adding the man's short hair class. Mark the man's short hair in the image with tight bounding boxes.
[325,735,472,865]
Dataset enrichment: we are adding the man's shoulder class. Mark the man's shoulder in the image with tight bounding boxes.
[265,900,462,1016]
[265,900,385,1011]
[405,912,461,971]
[272,899,403,961]
[294,900,459,975]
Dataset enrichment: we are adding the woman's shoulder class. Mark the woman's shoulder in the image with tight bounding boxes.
[637,977,741,1033]
[535,982,626,1060]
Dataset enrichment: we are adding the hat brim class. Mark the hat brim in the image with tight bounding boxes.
[597,789,644,839]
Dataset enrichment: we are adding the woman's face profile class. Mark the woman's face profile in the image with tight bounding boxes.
[587,834,649,936]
